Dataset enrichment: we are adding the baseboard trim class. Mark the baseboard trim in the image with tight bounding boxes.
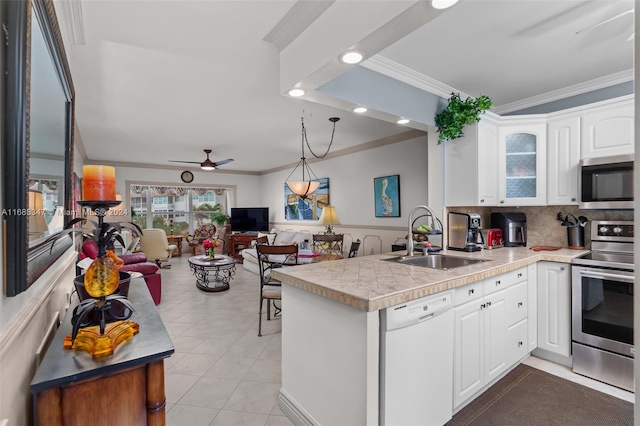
[278,389,320,426]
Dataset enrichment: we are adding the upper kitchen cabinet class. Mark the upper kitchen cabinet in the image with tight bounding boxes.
[580,96,633,159]
[498,120,547,206]
[444,116,500,207]
[547,116,580,205]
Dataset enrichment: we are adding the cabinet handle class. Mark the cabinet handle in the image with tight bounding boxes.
[481,303,486,309]
[518,302,523,307]
[495,280,501,286]
[480,199,485,203]
[518,341,523,347]
[560,267,565,271]
[517,273,522,278]
[486,301,492,307]
[571,198,576,202]
[469,289,475,295]
[500,200,505,204]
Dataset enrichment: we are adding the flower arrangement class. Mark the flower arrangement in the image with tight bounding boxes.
[203,238,222,258]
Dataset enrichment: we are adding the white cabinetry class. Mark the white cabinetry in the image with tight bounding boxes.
[547,116,580,205]
[444,118,499,207]
[453,267,529,409]
[580,97,634,159]
[535,261,571,364]
[497,121,547,206]
[527,263,537,352]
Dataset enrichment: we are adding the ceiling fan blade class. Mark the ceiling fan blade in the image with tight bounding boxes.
[212,158,234,167]
[575,8,634,35]
[168,160,202,164]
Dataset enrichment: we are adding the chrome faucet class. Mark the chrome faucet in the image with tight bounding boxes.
[407,205,441,257]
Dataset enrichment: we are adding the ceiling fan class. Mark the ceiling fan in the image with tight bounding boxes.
[575,8,634,41]
[169,149,234,170]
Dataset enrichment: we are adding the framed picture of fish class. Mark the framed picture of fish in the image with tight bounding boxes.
[374,175,400,217]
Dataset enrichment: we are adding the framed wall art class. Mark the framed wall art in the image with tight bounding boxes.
[374,175,400,217]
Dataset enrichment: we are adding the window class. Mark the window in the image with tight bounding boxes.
[130,185,230,235]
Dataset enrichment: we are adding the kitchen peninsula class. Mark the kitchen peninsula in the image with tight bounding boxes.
[272,247,586,426]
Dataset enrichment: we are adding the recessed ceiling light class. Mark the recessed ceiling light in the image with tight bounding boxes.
[397,118,410,124]
[353,107,368,113]
[341,51,364,65]
[288,88,305,97]
[432,0,458,9]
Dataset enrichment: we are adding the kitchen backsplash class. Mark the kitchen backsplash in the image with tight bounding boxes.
[442,206,633,249]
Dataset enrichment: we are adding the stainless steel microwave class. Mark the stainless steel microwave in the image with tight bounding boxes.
[579,154,634,209]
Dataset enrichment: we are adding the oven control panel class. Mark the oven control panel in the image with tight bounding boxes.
[592,221,634,241]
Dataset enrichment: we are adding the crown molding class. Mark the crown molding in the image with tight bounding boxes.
[86,160,261,176]
[493,69,634,114]
[360,55,465,99]
[264,0,335,52]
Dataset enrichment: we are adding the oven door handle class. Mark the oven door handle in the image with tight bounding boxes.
[580,272,635,283]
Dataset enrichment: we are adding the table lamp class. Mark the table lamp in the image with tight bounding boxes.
[319,206,341,235]
[28,190,48,240]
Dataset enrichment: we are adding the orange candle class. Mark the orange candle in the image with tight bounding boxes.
[83,165,116,201]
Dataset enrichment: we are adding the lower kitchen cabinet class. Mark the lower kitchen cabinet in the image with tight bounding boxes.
[536,261,571,359]
[454,267,530,409]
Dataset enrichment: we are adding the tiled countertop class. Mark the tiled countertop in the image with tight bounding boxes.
[272,247,589,312]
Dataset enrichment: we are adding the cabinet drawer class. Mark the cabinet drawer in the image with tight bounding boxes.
[484,267,527,295]
[455,281,484,307]
[506,281,528,326]
[507,319,528,366]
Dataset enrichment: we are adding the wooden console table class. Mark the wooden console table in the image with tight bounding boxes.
[167,235,184,256]
[31,282,174,425]
[229,233,257,261]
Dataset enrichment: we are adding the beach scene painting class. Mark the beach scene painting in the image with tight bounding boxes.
[374,175,400,217]
[284,178,330,220]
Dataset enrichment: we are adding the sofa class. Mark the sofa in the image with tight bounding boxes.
[80,239,162,305]
[241,230,312,275]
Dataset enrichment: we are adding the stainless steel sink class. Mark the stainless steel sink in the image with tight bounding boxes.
[382,254,488,270]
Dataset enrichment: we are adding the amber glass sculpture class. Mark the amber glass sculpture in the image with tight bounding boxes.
[106,240,124,269]
[84,256,120,298]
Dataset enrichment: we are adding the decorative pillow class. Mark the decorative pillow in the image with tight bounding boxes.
[274,231,297,245]
[258,232,277,245]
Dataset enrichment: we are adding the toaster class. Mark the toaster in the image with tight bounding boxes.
[480,228,503,249]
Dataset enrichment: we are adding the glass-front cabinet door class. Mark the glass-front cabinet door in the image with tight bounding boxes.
[498,122,547,206]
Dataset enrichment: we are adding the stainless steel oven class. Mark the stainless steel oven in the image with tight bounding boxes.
[571,220,634,392]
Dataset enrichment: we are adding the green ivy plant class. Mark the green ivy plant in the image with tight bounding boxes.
[434,92,492,144]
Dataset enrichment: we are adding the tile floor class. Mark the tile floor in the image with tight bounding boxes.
[156,254,633,425]
[157,254,291,426]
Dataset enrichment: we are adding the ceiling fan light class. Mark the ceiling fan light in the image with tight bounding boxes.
[201,165,215,171]
[287,181,320,198]
[432,0,458,9]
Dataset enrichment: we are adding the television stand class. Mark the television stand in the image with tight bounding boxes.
[229,233,258,262]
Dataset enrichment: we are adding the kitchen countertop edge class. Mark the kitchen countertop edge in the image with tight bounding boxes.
[272,248,588,312]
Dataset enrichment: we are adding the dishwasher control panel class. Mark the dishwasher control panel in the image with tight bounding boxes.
[384,291,453,331]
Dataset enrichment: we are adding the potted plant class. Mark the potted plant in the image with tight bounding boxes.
[434,92,492,144]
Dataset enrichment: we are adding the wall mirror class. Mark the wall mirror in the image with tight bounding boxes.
[5,0,74,296]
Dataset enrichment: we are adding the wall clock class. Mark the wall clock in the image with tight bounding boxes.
[180,171,194,183]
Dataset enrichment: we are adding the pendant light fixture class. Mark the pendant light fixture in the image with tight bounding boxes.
[285,115,340,199]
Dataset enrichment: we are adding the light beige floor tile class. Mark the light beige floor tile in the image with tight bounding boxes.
[166,404,219,426]
[223,381,281,414]
[226,337,272,359]
[259,338,282,360]
[243,359,282,384]
[171,335,210,353]
[270,400,284,416]
[266,415,295,426]
[165,403,174,413]
[177,376,241,409]
[165,373,200,404]
[168,352,221,376]
[205,356,257,380]
[191,337,236,356]
[164,352,187,372]
[210,409,269,426]
[164,322,193,337]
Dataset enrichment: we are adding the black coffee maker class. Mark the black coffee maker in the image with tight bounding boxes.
[491,212,527,247]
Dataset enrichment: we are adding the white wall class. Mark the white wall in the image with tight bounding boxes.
[259,135,430,227]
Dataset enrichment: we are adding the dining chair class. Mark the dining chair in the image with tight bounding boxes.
[312,234,344,256]
[348,239,361,258]
[256,243,298,336]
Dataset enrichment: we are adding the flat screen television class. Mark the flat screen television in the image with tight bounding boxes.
[230,207,269,233]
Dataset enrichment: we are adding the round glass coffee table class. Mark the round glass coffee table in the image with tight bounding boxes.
[188,255,236,292]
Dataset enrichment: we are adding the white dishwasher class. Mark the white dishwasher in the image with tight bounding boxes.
[380,291,454,426]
